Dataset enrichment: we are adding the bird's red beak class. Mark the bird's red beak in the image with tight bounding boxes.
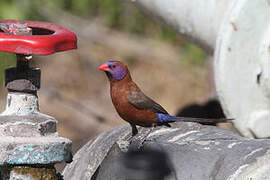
[99,63,110,71]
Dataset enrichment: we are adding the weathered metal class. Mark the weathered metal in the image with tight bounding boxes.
[1,166,59,180]
[5,65,41,92]
[63,122,270,180]
[0,20,76,179]
[214,0,270,138]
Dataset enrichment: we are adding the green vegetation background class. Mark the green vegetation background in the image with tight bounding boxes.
[0,0,206,87]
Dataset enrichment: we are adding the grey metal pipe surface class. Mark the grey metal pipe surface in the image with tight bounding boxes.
[63,122,270,179]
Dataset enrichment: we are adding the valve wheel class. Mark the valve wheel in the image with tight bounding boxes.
[0,20,77,55]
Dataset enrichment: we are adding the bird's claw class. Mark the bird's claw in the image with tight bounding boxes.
[129,136,146,150]
[116,140,130,152]
[129,127,155,151]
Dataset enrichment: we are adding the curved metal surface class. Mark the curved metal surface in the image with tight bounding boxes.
[215,0,270,138]
[64,122,270,179]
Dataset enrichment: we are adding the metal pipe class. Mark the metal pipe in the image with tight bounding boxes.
[128,0,234,53]
[0,20,75,179]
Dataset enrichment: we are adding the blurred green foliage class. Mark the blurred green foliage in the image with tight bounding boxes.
[0,1,24,19]
[182,44,207,66]
[45,0,207,64]
[0,0,207,87]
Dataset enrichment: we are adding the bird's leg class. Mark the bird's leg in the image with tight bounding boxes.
[120,124,138,143]
[131,124,138,136]
[125,124,138,142]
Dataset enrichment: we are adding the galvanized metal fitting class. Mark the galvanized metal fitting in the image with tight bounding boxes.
[0,20,77,179]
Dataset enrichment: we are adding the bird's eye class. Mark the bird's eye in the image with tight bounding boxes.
[112,65,116,68]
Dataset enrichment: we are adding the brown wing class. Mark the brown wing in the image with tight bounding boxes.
[128,90,168,114]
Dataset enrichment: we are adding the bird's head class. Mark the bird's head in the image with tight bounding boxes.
[99,61,129,81]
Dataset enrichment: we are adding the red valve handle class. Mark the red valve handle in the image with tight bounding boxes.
[0,20,77,55]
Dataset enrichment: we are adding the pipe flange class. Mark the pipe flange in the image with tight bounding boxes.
[215,0,270,138]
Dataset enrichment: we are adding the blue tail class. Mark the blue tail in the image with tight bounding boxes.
[157,113,177,123]
[156,113,232,123]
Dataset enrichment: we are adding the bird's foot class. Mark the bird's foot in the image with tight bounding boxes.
[128,126,155,151]
[128,137,145,151]
[116,133,146,152]
[116,140,130,152]
[117,126,155,152]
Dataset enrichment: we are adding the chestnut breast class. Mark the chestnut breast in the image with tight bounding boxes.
[110,80,157,127]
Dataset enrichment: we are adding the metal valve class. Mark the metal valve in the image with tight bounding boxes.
[0,20,77,179]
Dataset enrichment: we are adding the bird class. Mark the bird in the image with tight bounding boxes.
[99,60,231,136]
